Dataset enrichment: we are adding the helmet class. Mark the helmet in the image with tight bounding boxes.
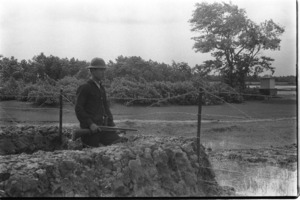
[87,57,106,69]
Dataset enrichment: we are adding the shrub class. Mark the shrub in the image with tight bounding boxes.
[0,77,23,100]
[108,77,162,106]
[192,80,244,104]
[107,78,240,106]
[27,80,60,106]
[165,81,198,105]
[18,83,38,101]
[211,82,244,103]
[58,76,84,104]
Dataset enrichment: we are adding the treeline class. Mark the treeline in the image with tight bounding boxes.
[0,53,196,84]
[246,75,296,84]
[199,75,296,84]
[0,53,265,106]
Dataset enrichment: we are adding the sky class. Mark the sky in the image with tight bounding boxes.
[0,0,297,76]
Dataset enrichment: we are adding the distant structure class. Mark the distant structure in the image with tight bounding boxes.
[259,75,277,96]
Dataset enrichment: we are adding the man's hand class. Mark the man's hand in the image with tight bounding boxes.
[89,123,100,134]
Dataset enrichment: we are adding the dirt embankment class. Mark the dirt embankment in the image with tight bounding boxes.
[0,125,234,197]
[0,126,73,155]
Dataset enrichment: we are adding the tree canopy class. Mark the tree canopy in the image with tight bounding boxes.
[189,2,284,91]
[0,53,195,85]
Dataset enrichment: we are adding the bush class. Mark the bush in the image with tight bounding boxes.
[108,77,162,106]
[107,78,243,106]
[164,81,198,105]
[0,74,244,106]
[27,80,60,106]
[58,76,84,104]
[18,83,38,101]
[210,82,244,103]
[0,77,23,100]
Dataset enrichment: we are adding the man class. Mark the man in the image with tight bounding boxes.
[73,57,124,147]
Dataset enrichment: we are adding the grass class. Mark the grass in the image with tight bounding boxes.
[0,98,297,124]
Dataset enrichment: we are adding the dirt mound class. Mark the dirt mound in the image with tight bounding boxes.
[0,126,73,155]
[0,126,234,197]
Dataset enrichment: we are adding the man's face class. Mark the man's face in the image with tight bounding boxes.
[90,68,105,81]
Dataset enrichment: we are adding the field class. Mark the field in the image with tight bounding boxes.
[0,94,297,196]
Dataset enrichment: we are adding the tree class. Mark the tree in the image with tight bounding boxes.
[0,56,22,83]
[171,61,192,81]
[189,2,284,91]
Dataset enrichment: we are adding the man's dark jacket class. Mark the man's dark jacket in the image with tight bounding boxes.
[75,79,114,129]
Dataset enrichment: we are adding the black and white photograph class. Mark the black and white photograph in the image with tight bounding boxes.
[0,0,297,197]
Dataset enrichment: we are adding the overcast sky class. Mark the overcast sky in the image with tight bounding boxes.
[0,0,297,76]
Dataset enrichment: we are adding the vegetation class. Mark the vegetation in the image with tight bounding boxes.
[0,53,247,106]
[0,53,295,106]
[189,2,285,91]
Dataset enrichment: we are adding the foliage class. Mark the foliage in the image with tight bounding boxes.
[0,57,22,83]
[108,77,161,105]
[274,76,296,84]
[106,56,193,83]
[0,53,89,85]
[27,80,60,106]
[19,83,39,101]
[107,77,243,106]
[2,52,292,106]
[189,2,284,91]
[58,76,85,104]
[0,77,23,100]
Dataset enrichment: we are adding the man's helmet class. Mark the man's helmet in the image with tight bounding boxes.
[87,57,106,69]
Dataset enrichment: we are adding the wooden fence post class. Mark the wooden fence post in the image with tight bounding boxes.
[197,88,203,163]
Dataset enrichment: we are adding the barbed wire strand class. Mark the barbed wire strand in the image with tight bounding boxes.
[61,94,75,107]
[0,88,294,100]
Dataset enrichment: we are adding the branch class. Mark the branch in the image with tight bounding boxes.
[251,45,261,60]
[224,49,233,69]
[235,46,246,57]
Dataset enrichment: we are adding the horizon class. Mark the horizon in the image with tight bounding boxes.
[0,0,297,76]
[0,52,297,78]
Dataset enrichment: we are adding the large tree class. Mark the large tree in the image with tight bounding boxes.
[189,2,284,91]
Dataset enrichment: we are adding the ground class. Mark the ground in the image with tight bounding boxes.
[0,94,297,196]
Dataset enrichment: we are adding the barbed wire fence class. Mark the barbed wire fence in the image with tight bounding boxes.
[0,87,296,144]
[0,85,297,195]
[0,87,296,146]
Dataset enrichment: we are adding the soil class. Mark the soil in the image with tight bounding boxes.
[0,126,235,197]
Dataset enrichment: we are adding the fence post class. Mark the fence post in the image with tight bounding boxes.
[59,88,63,142]
[197,88,203,163]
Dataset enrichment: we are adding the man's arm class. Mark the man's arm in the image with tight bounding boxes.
[102,86,115,127]
[75,85,93,128]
